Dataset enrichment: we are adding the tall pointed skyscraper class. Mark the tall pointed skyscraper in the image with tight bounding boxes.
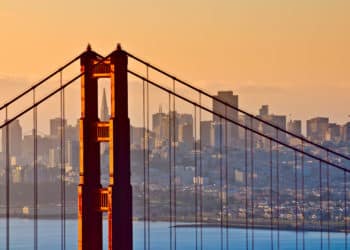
[100,88,109,121]
[100,88,110,155]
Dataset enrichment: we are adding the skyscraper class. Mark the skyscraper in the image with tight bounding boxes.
[306,117,329,142]
[152,107,169,141]
[100,88,110,153]
[100,88,109,121]
[2,119,22,159]
[287,120,302,136]
[212,91,239,146]
[50,118,67,137]
[200,121,213,147]
[259,105,269,116]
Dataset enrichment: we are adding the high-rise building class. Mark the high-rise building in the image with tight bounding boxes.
[213,91,238,122]
[257,105,286,141]
[179,113,193,125]
[50,118,67,137]
[213,91,239,146]
[48,148,58,168]
[152,108,194,147]
[200,121,213,147]
[179,122,193,146]
[100,88,110,153]
[287,120,302,136]
[259,105,269,116]
[270,115,287,131]
[130,126,145,147]
[152,108,169,141]
[2,119,22,158]
[342,122,350,142]
[326,123,341,142]
[67,139,79,171]
[306,117,329,142]
[100,88,109,121]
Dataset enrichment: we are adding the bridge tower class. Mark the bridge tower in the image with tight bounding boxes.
[78,44,132,250]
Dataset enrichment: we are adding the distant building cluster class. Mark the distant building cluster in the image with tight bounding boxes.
[0,116,80,184]
[0,88,111,185]
[3,87,350,187]
[131,91,240,150]
[1,87,349,223]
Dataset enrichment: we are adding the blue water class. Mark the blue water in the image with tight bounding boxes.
[0,219,349,249]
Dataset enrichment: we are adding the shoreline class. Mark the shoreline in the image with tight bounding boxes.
[1,215,348,233]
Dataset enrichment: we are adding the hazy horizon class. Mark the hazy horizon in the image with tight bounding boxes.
[1,0,350,129]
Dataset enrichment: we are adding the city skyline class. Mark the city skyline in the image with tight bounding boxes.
[5,89,350,146]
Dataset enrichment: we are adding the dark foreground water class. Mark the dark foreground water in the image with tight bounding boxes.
[0,219,349,249]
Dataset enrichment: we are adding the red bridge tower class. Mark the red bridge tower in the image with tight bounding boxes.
[78,44,132,250]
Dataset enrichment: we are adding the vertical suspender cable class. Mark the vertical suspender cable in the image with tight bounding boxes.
[294,151,298,250]
[194,105,198,250]
[244,128,248,250]
[326,151,330,250]
[319,160,323,250]
[301,141,305,250]
[60,70,66,250]
[146,67,151,250]
[250,118,254,250]
[33,90,38,250]
[225,107,229,250]
[168,93,173,250]
[276,129,280,250]
[199,94,203,250]
[219,117,223,250]
[269,139,273,250]
[142,79,147,250]
[5,107,9,250]
[172,79,177,250]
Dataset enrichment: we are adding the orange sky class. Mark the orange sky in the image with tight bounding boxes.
[1,0,350,128]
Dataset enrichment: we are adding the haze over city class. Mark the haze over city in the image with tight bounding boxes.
[1,0,350,127]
